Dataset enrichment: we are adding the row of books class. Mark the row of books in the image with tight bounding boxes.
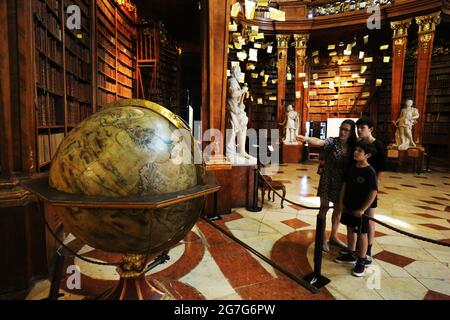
[66,36,90,62]
[118,73,133,87]
[98,32,116,56]
[35,25,63,65]
[34,3,62,41]
[37,94,62,127]
[98,47,116,66]
[98,60,116,79]
[97,90,116,107]
[66,74,90,102]
[37,132,64,166]
[67,101,91,126]
[118,85,133,98]
[66,52,90,80]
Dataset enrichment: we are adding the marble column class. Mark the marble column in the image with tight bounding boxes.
[414,12,441,144]
[293,34,309,135]
[390,19,411,143]
[276,34,291,126]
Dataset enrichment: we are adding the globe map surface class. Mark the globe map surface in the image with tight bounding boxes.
[49,99,205,254]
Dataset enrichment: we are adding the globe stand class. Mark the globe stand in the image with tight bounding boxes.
[22,176,221,300]
[98,254,174,300]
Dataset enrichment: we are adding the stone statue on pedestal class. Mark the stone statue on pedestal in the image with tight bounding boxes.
[393,99,420,151]
[225,65,257,165]
[280,105,299,144]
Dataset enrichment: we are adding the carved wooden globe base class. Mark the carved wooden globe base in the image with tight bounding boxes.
[97,254,174,300]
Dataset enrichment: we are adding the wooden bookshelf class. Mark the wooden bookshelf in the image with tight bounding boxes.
[96,0,136,109]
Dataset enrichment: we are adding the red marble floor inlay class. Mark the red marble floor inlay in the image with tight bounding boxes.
[424,290,450,300]
[446,206,450,212]
[444,183,450,186]
[400,184,417,188]
[373,250,415,268]
[438,239,450,245]
[420,224,450,231]
[415,205,440,211]
[220,211,244,223]
[384,186,400,190]
[416,213,441,219]
[421,200,443,206]
[421,183,437,187]
[374,231,386,238]
[281,218,310,229]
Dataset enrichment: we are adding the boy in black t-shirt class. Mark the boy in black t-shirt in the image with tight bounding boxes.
[356,117,387,261]
[334,141,378,277]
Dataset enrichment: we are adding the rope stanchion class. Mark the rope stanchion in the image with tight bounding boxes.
[246,167,262,212]
[303,215,330,289]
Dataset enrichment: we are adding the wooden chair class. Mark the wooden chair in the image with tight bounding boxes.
[258,175,286,209]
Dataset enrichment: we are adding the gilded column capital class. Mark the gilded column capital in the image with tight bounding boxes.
[293,34,309,49]
[390,19,412,39]
[276,34,291,49]
[415,11,441,34]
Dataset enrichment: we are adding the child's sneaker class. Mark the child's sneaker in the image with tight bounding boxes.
[363,257,372,268]
[334,252,357,264]
[352,259,366,277]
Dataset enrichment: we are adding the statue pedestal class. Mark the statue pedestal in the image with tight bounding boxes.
[205,165,257,216]
[282,143,303,163]
[387,145,424,173]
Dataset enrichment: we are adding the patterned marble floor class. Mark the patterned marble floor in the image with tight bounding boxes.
[26,163,450,300]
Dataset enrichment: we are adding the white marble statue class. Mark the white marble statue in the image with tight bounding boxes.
[393,99,419,151]
[281,105,299,144]
[226,65,257,165]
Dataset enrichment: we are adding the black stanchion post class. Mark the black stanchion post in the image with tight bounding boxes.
[303,215,330,289]
[45,249,65,300]
[246,167,262,212]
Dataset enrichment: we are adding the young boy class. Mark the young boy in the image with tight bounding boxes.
[334,141,378,277]
[356,117,387,261]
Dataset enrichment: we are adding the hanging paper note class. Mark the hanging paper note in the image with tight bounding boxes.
[267,45,273,53]
[255,33,265,40]
[269,96,277,101]
[328,44,335,50]
[253,43,261,49]
[238,73,245,83]
[234,42,242,50]
[251,26,259,33]
[357,78,366,84]
[376,79,383,86]
[352,41,357,47]
[298,72,306,78]
[245,0,257,19]
[346,44,352,52]
[287,73,292,81]
[262,81,267,87]
[361,65,367,74]
[344,50,352,56]
[228,44,234,49]
[237,51,248,61]
[251,73,258,78]
[258,0,269,6]
[227,69,231,77]
[364,35,369,44]
[362,92,370,97]
[296,91,301,99]
[314,57,320,64]
[312,73,318,79]
[352,73,359,78]
[229,23,238,32]
[260,70,265,76]
[329,81,335,89]
[303,81,309,88]
[380,44,389,50]
[359,51,365,59]
[257,98,263,104]
[231,2,241,17]
[364,57,373,63]
[246,63,255,70]
[315,80,322,86]
[231,61,240,68]
[383,56,390,63]
[268,7,285,21]
[264,74,270,82]
[312,50,319,57]
[329,51,337,56]
[249,48,258,62]
[271,79,278,84]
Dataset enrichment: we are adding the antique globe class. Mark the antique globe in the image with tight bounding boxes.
[46,99,212,300]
